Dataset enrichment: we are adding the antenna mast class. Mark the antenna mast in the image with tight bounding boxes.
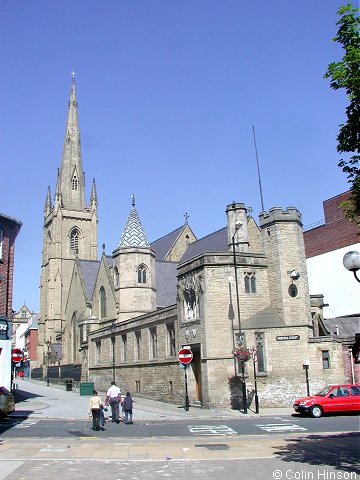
[252,126,265,212]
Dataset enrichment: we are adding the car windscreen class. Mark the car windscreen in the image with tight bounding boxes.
[315,386,333,396]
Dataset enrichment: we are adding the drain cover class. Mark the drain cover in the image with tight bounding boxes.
[195,444,230,450]
[67,430,94,437]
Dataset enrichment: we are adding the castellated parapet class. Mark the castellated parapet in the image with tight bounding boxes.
[258,207,302,228]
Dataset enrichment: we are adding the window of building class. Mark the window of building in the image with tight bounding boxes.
[114,266,119,287]
[96,341,101,364]
[138,264,147,284]
[135,380,141,394]
[150,327,157,358]
[21,310,27,318]
[72,173,78,191]
[135,331,141,361]
[121,334,127,362]
[166,324,176,357]
[255,332,266,373]
[169,380,174,395]
[70,228,80,255]
[0,229,3,260]
[322,350,330,369]
[99,286,107,319]
[244,273,256,293]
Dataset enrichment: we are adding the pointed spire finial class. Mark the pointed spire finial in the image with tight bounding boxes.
[102,243,106,255]
[184,212,189,224]
[131,194,135,207]
[71,68,77,79]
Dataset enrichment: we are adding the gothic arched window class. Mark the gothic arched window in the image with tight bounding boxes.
[114,266,119,287]
[137,264,147,284]
[99,286,107,319]
[70,228,80,255]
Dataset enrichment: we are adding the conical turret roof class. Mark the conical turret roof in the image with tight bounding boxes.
[118,200,150,248]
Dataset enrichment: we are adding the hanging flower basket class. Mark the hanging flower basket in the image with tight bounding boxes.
[232,346,251,362]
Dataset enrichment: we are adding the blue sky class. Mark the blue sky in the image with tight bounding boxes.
[1,0,350,312]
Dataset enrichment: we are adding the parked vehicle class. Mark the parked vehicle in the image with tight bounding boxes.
[0,316,15,417]
[0,387,15,418]
[293,384,360,418]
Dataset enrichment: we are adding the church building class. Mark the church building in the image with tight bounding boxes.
[38,79,347,408]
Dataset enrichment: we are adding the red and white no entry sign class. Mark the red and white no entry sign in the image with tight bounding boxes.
[178,348,193,365]
[12,348,23,363]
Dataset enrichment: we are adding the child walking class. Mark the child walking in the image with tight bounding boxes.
[122,391,134,424]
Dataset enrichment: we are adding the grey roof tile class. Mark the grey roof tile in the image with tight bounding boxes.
[78,260,100,300]
[118,207,150,247]
[180,227,228,263]
[155,261,178,308]
[323,316,360,337]
[151,226,184,261]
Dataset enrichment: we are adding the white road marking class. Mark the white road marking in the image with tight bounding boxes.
[256,423,307,432]
[188,425,237,436]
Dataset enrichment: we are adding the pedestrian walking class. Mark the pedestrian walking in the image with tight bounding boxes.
[123,391,134,425]
[99,403,107,427]
[88,390,102,431]
[106,381,121,423]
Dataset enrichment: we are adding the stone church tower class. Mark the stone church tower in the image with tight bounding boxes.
[38,79,98,362]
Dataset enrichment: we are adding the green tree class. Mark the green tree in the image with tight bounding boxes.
[324,3,360,222]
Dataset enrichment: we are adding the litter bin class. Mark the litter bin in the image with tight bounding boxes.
[80,382,94,396]
[65,380,73,391]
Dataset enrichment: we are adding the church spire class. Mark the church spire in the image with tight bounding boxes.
[58,77,87,210]
[90,178,98,208]
[118,197,150,248]
[44,186,52,216]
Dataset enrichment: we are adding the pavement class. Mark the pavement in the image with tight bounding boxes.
[11,377,294,420]
[1,379,358,479]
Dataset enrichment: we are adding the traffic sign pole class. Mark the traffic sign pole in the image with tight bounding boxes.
[178,348,193,411]
[184,365,190,412]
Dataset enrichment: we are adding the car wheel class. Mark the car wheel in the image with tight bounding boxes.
[310,405,323,418]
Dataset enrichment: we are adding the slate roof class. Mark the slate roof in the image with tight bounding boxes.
[151,226,184,261]
[323,316,360,338]
[118,207,150,247]
[155,261,178,308]
[78,260,101,300]
[180,227,228,263]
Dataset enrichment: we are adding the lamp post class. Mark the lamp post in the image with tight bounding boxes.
[110,322,116,383]
[303,359,310,396]
[343,251,360,283]
[232,222,247,414]
[45,339,52,387]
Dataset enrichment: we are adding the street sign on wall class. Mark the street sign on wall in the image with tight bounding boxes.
[178,348,193,365]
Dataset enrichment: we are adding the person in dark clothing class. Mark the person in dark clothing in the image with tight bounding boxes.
[123,391,134,424]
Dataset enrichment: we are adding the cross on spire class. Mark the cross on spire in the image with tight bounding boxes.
[70,68,77,79]
[184,212,189,224]
[131,194,135,207]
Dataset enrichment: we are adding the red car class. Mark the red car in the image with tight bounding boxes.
[293,384,360,418]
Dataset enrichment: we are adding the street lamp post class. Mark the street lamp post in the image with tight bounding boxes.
[110,322,116,383]
[343,251,360,283]
[45,339,52,387]
[232,222,247,414]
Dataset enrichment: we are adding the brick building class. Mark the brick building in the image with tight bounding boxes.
[304,191,360,318]
[0,213,22,319]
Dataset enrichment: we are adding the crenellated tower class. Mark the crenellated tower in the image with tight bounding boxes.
[38,78,98,363]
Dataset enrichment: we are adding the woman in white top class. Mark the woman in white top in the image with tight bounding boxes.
[88,390,102,431]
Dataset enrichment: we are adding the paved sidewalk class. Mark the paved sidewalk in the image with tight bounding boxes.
[12,378,294,421]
